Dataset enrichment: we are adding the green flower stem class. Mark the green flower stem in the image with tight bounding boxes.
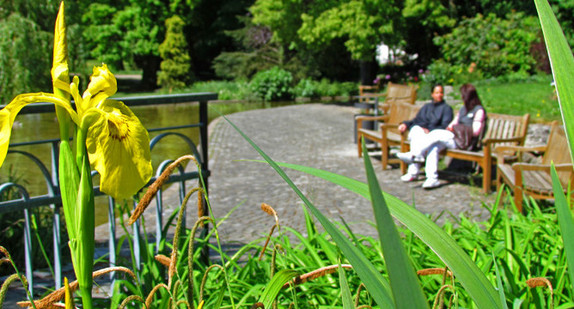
[67,124,95,309]
[75,152,95,309]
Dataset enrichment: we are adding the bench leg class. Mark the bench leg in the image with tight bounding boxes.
[482,161,492,194]
[381,140,389,170]
[514,187,524,213]
[381,147,388,170]
[357,134,363,158]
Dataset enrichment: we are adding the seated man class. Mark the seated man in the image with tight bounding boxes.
[396,84,453,188]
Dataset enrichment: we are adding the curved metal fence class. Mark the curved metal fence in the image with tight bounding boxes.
[0,92,217,294]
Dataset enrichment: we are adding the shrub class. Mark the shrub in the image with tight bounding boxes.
[433,12,540,79]
[422,60,483,86]
[249,66,294,101]
[294,78,320,99]
[157,15,192,91]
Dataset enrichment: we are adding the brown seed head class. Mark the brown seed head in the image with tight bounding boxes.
[416,268,453,278]
[526,277,553,290]
[283,264,353,288]
[261,203,279,227]
[155,254,171,268]
[17,267,136,308]
[130,155,198,225]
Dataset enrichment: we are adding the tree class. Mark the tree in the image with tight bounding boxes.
[157,15,192,91]
[186,0,255,80]
[298,0,403,62]
[401,0,456,68]
[0,13,52,104]
[82,0,198,89]
[246,0,399,83]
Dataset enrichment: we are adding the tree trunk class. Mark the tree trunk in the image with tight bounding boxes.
[359,58,378,85]
[135,54,161,91]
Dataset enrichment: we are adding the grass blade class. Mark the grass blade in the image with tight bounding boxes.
[258,270,299,309]
[551,166,574,289]
[338,263,354,309]
[492,253,509,309]
[222,114,395,308]
[268,160,502,308]
[362,142,428,308]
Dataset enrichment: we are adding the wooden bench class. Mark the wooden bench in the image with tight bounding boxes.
[357,103,421,173]
[357,82,418,108]
[496,121,573,211]
[389,112,530,192]
[444,113,530,193]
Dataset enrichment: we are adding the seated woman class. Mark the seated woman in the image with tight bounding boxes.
[397,83,487,189]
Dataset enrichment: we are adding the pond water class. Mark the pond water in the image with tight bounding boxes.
[0,100,296,225]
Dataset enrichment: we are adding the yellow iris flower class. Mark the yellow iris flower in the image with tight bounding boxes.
[0,66,152,200]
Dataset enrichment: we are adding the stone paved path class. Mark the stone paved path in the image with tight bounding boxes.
[204,103,494,245]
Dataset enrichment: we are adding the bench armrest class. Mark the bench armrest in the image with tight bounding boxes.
[496,145,547,153]
[380,123,399,130]
[495,145,547,165]
[356,115,390,122]
[512,162,573,172]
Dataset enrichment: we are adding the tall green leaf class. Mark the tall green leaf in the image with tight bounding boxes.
[535,0,574,162]
[222,114,395,308]
[362,142,428,308]
[536,0,574,291]
[551,167,574,289]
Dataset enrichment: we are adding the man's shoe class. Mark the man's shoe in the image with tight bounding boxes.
[401,173,417,182]
[422,178,441,189]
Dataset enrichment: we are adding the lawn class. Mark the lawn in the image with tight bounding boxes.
[475,76,559,122]
[417,75,559,123]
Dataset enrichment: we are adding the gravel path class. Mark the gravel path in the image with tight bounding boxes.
[204,103,494,244]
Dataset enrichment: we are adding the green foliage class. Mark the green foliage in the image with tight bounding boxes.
[157,15,192,91]
[548,0,574,48]
[81,0,197,87]
[249,67,294,101]
[212,16,278,80]
[81,3,125,69]
[421,60,483,86]
[187,80,254,101]
[433,12,541,79]
[297,0,402,61]
[0,13,52,104]
[294,79,319,99]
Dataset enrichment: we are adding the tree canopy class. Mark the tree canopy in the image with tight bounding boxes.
[1,0,573,95]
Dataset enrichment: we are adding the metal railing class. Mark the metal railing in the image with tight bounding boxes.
[0,92,217,294]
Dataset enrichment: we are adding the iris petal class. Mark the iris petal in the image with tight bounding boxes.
[0,93,79,168]
[85,100,152,200]
[51,1,70,93]
[82,64,117,105]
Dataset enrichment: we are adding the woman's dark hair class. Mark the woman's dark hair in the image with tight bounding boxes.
[460,83,482,110]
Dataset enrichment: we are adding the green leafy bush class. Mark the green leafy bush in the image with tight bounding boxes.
[433,12,540,79]
[294,78,320,99]
[250,67,294,101]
